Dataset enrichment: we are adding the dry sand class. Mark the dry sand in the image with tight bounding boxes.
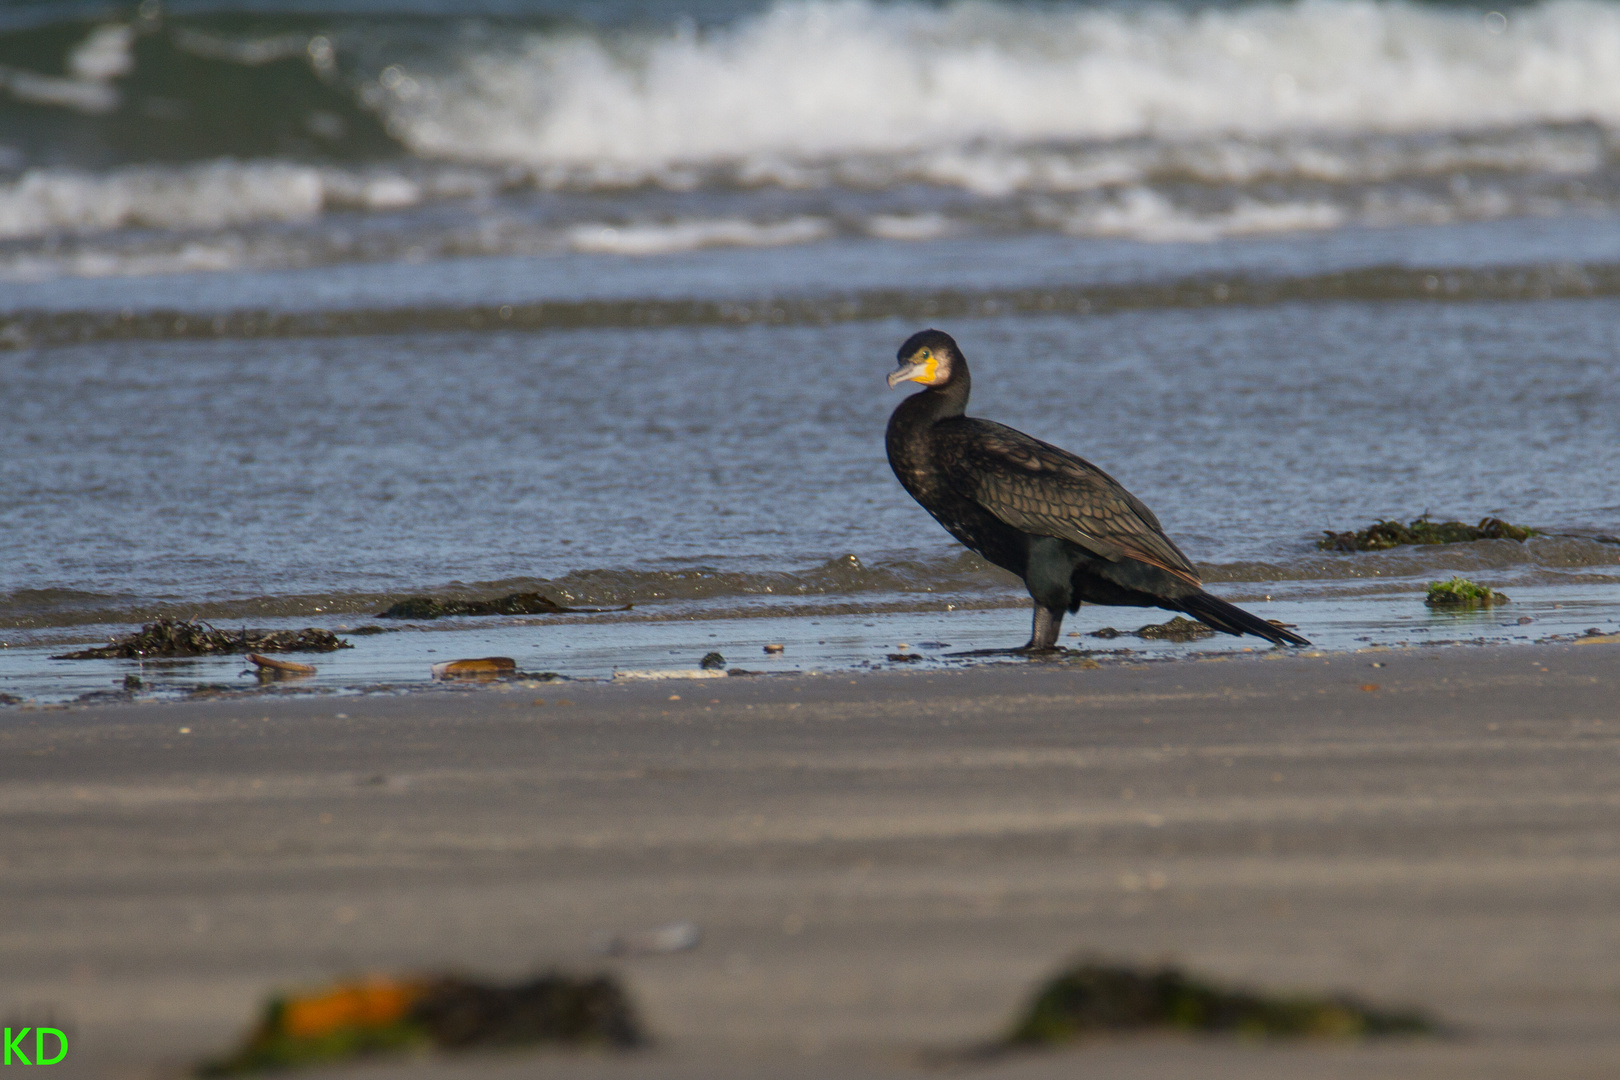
[4,643,1620,1079]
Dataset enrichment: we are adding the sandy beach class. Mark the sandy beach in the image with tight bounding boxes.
[7,3,1620,1077]
[5,643,1620,1079]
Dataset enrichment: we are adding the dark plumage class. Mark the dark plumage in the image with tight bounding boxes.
[884,329,1309,650]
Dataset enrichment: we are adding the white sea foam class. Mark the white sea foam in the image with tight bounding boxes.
[380,0,1620,172]
[7,0,1620,276]
[866,212,952,241]
[1066,187,1348,242]
[0,163,323,238]
[67,23,134,82]
[0,23,132,115]
[0,161,505,241]
[566,216,831,255]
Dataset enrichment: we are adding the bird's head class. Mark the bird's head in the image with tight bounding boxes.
[888,329,960,389]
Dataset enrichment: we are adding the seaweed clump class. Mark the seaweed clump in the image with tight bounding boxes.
[1091,617,1216,642]
[1425,577,1509,607]
[198,972,644,1075]
[1319,516,1536,552]
[376,592,630,620]
[1004,962,1433,1048]
[54,618,351,660]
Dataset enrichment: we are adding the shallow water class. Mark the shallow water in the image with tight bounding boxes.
[6,584,1620,706]
[6,269,1619,622]
[4,0,1620,702]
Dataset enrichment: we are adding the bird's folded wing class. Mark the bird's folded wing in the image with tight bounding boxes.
[933,418,1201,584]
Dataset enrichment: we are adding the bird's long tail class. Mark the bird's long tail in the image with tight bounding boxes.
[1176,590,1311,647]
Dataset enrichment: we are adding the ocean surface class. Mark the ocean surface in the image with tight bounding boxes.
[3,0,1620,701]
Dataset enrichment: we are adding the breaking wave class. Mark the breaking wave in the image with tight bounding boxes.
[379,0,1620,170]
[5,0,1620,273]
[14,0,1620,175]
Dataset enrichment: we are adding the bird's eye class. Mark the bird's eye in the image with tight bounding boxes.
[920,349,931,360]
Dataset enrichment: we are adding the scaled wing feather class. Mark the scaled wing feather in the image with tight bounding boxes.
[932,418,1201,584]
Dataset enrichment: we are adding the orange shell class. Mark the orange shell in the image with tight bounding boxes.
[278,979,425,1039]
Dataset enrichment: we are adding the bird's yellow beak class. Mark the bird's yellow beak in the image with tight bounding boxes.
[887,352,938,388]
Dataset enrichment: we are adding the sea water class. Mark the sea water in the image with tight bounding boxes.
[3,0,1619,701]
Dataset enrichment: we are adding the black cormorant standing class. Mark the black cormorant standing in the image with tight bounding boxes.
[884,329,1309,650]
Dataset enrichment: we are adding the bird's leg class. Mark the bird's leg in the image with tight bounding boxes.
[1019,603,1065,652]
[944,603,1068,658]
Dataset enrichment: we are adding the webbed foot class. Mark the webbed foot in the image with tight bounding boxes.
[944,643,1068,658]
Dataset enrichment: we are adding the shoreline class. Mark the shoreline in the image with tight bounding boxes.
[5,582,1620,707]
[6,642,1620,1078]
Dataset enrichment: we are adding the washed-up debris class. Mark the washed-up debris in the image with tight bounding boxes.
[613,669,727,681]
[198,971,644,1075]
[123,674,143,691]
[763,643,785,654]
[377,593,631,620]
[1319,515,1536,552]
[1001,961,1434,1049]
[247,654,316,675]
[428,658,564,682]
[700,652,726,670]
[54,618,351,660]
[887,653,923,662]
[431,657,515,679]
[590,921,701,957]
[345,625,396,635]
[1425,577,1508,607]
[188,683,244,698]
[1091,617,1215,642]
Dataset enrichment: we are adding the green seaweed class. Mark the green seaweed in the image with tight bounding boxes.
[1319,516,1537,552]
[700,652,726,670]
[1425,577,1509,607]
[199,1018,426,1076]
[1005,962,1433,1048]
[53,618,351,660]
[198,972,644,1076]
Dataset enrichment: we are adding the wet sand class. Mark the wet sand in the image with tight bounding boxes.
[5,644,1620,1079]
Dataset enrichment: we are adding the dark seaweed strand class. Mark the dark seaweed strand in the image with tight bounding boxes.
[195,973,644,1076]
[1319,516,1537,552]
[9,262,1620,352]
[1006,963,1433,1046]
[52,617,350,659]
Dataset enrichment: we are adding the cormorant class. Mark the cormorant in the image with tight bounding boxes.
[884,329,1310,650]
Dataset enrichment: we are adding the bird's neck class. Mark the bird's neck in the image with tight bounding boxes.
[906,367,971,425]
[886,366,971,490]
